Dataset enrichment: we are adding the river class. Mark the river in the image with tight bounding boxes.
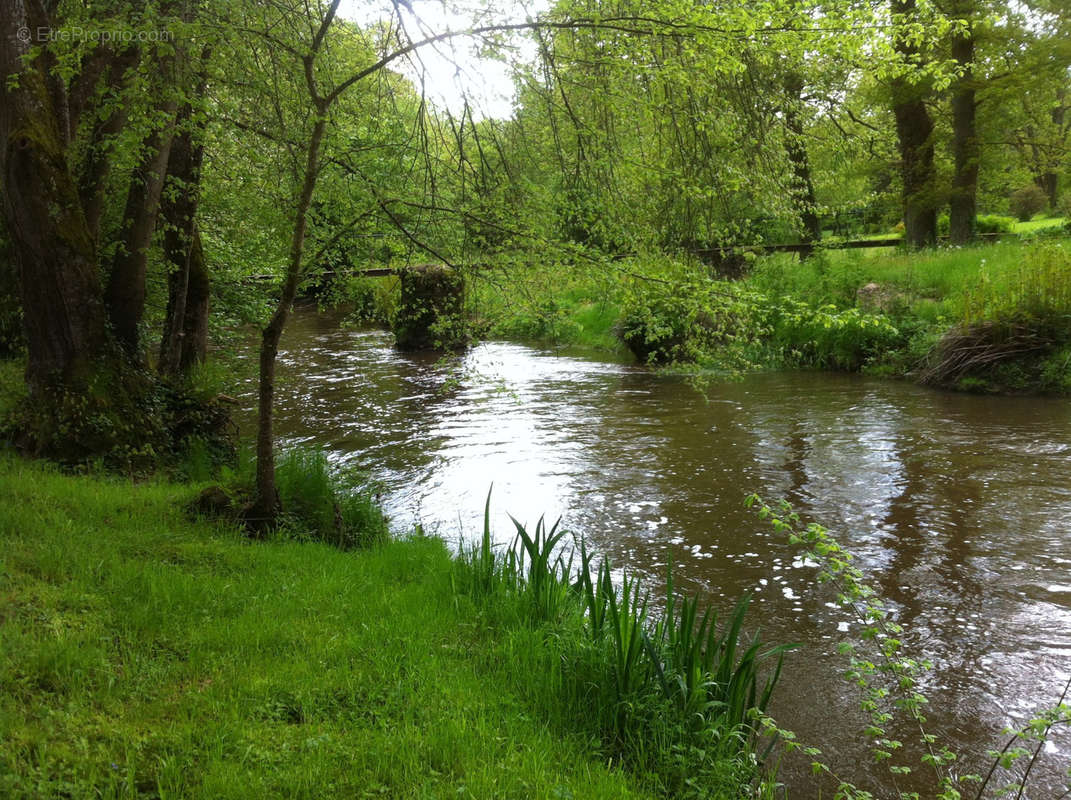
[236,308,1071,796]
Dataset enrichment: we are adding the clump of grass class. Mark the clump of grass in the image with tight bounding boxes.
[212,445,388,550]
[453,491,790,797]
[274,448,388,550]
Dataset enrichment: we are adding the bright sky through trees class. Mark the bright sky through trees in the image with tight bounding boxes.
[339,0,549,118]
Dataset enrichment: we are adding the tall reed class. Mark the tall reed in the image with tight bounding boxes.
[455,493,791,796]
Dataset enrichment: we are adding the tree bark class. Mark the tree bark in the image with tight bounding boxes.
[0,0,109,395]
[160,222,210,378]
[105,102,178,356]
[76,46,140,245]
[890,0,938,248]
[251,111,329,524]
[159,69,211,379]
[949,3,978,245]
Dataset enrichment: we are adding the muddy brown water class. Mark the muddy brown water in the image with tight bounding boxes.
[236,309,1071,796]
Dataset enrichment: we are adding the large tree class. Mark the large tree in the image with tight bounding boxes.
[0,0,219,460]
[889,0,938,248]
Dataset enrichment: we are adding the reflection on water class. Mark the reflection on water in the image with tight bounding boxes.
[236,309,1071,795]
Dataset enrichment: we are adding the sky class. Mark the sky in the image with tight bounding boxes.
[338,0,549,119]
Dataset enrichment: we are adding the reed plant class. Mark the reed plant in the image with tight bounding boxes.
[455,493,791,797]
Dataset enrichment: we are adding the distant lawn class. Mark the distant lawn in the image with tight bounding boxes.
[0,456,652,799]
[1012,214,1067,234]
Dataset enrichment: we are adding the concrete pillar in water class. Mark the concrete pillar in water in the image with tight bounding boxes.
[393,264,467,351]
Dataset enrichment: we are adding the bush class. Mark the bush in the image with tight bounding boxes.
[939,213,1013,237]
[976,214,1016,234]
[618,280,767,367]
[1009,184,1048,221]
[1059,193,1071,220]
[767,299,902,370]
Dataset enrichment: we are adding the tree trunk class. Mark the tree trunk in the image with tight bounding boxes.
[949,3,978,245]
[75,46,141,245]
[251,112,329,525]
[1038,172,1059,209]
[782,71,822,249]
[160,225,210,378]
[159,83,210,378]
[0,0,109,395]
[105,104,177,356]
[891,0,937,248]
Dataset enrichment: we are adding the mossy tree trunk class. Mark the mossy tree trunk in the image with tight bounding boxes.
[782,70,822,250]
[0,0,109,395]
[890,0,938,249]
[105,93,178,357]
[159,58,212,380]
[0,0,221,464]
[74,45,140,246]
[949,0,979,246]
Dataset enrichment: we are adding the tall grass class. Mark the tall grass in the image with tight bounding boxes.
[217,445,389,549]
[454,492,791,797]
[958,242,1071,325]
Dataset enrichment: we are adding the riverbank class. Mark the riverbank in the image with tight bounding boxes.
[456,233,1071,394]
[0,455,779,798]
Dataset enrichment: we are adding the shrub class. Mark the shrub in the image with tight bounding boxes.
[766,299,902,370]
[1059,193,1071,220]
[975,214,1016,235]
[618,280,767,367]
[939,214,1013,237]
[1009,184,1048,221]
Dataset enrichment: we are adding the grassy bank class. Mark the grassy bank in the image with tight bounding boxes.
[443,234,1071,394]
[0,455,782,798]
[0,457,659,798]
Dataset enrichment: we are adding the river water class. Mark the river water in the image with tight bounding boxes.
[236,309,1071,796]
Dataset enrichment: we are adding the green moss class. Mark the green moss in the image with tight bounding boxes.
[393,266,468,350]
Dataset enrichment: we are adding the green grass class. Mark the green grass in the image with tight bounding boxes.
[749,239,1068,319]
[0,456,655,799]
[1011,214,1067,234]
